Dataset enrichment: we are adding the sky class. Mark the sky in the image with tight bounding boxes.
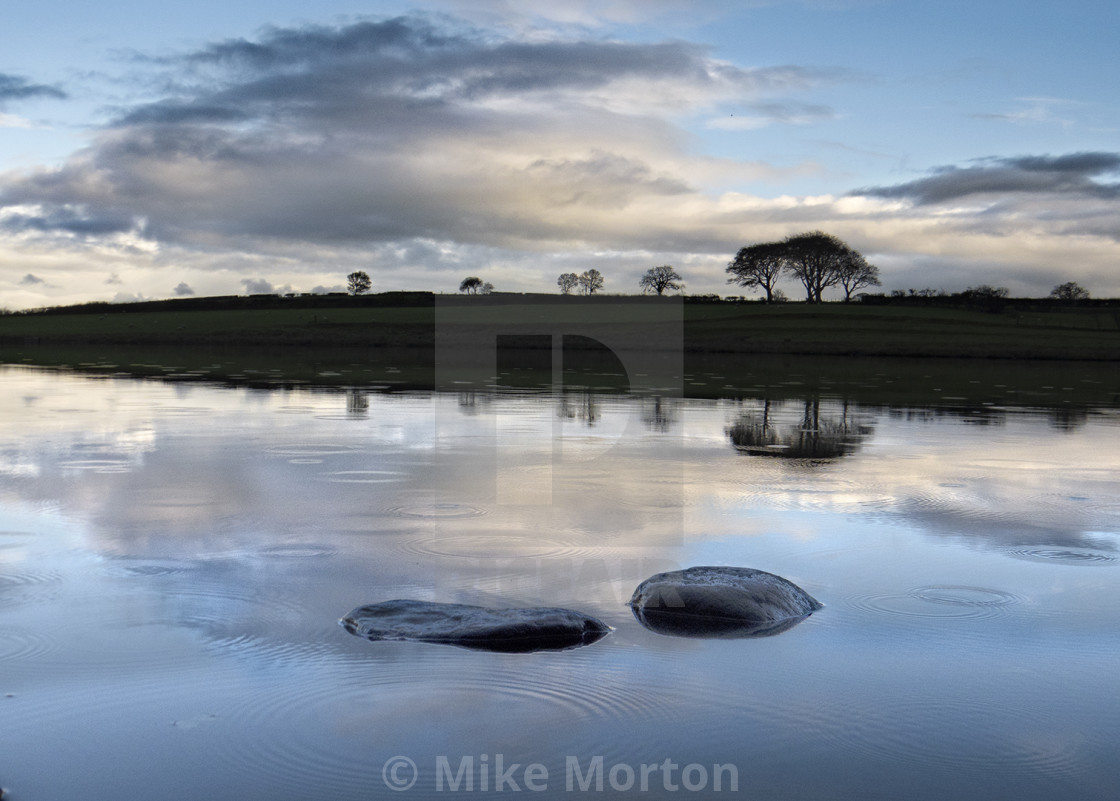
[0,0,1117,309]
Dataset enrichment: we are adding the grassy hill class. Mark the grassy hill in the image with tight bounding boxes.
[2,291,1119,360]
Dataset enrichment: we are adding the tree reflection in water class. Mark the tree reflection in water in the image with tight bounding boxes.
[557,391,600,426]
[641,396,677,433]
[727,398,874,460]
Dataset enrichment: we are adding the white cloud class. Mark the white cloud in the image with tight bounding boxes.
[0,15,1118,307]
[0,113,33,129]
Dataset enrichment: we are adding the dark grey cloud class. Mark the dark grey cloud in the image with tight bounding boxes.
[855,152,1120,205]
[163,17,823,103]
[172,282,195,296]
[0,72,67,105]
[0,15,840,256]
[19,273,46,285]
[1,206,136,236]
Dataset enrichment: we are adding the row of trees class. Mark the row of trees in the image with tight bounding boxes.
[557,269,604,295]
[726,231,880,302]
[349,240,1090,303]
[459,276,494,295]
[355,264,684,298]
[556,265,686,296]
[351,270,498,296]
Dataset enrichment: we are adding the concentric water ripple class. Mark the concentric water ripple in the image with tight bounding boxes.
[99,558,198,578]
[1005,547,1117,566]
[265,443,364,457]
[156,580,309,642]
[0,568,64,604]
[253,543,337,559]
[384,503,489,520]
[213,657,676,799]
[846,585,1023,620]
[318,469,407,484]
[813,695,1090,778]
[400,533,586,560]
[0,625,61,664]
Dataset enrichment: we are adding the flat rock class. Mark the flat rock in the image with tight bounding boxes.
[628,566,822,639]
[340,600,612,653]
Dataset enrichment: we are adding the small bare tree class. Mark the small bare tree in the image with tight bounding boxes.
[639,265,684,296]
[837,253,880,301]
[557,273,580,294]
[578,269,604,295]
[347,271,372,295]
[1049,281,1090,301]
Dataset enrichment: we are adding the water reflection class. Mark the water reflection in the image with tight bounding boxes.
[557,392,600,426]
[345,389,369,417]
[727,398,874,460]
[631,607,813,639]
[640,396,678,433]
[2,364,1119,801]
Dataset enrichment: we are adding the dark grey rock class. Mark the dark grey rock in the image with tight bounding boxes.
[628,566,822,639]
[340,599,612,653]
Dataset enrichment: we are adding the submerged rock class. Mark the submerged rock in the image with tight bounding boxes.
[340,600,612,653]
[628,566,822,639]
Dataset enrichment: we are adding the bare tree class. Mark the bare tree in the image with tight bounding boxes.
[459,276,483,294]
[639,265,684,296]
[726,242,786,302]
[347,270,372,295]
[557,273,580,294]
[481,281,494,294]
[837,252,880,301]
[782,231,854,303]
[578,269,604,295]
[1050,281,1090,301]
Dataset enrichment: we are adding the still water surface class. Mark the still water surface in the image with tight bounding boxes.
[1,362,1118,800]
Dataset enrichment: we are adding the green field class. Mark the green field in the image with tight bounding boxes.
[683,301,1120,359]
[2,293,1119,361]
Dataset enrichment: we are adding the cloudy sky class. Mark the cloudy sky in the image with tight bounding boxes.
[1,0,1117,308]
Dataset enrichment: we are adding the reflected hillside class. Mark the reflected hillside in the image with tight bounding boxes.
[727,398,875,460]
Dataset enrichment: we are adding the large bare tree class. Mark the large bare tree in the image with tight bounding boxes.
[726,241,786,302]
[782,231,849,303]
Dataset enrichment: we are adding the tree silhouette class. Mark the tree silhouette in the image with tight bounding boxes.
[578,269,604,295]
[726,242,786,302]
[459,276,484,294]
[557,273,580,294]
[837,252,880,301]
[1050,281,1090,301]
[639,265,684,296]
[347,270,372,295]
[782,231,854,303]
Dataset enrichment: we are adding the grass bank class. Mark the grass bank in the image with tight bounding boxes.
[2,292,1119,360]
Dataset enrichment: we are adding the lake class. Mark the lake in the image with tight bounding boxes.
[1,355,1118,800]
